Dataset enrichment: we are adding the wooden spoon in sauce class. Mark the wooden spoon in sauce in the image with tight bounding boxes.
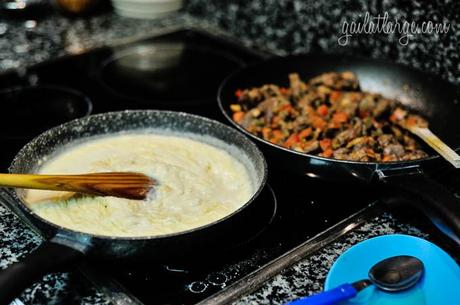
[0,172,156,200]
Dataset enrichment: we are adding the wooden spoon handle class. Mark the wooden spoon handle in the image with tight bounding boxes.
[409,126,460,168]
[0,172,155,200]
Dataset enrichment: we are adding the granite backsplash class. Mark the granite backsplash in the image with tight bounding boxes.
[185,0,460,84]
[0,12,192,72]
[1,0,458,86]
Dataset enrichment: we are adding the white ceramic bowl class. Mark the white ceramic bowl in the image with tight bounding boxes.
[112,0,183,19]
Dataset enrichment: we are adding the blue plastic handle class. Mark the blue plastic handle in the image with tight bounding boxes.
[286,283,358,305]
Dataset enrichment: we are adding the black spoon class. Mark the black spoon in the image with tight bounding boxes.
[286,255,424,305]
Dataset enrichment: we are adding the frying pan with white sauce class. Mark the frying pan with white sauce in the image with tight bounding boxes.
[0,110,268,304]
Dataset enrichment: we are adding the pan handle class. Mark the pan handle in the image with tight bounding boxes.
[378,167,460,244]
[0,239,83,305]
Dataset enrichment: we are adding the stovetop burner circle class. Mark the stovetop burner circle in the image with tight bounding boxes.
[93,183,277,270]
[0,85,92,139]
[98,43,245,106]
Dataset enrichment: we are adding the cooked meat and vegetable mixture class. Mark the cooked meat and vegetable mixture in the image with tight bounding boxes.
[230,72,428,162]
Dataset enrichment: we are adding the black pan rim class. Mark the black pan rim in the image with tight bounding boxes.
[217,53,459,167]
[8,109,268,242]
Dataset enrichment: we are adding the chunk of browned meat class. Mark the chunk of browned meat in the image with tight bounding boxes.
[289,73,307,97]
[377,134,396,147]
[238,88,263,103]
[297,91,321,108]
[401,150,428,160]
[346,136,374,150]
[241,111,256,128]
[358,94,377,114]
[309,72,359,91]
[257,97,278,122]
[373,98,393,118]
[403,135,418,150]
[332,129,355,149]
[332,92,360,115]
[333,147,350,160]
[300,140,320,153]
[231,71,429,163]
[383,143,405,158]
[260,84,282,99]
[348,148,370,161]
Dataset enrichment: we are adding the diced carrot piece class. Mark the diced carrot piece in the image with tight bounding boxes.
[271,130,283,142]
[327,121,340,129]
[235,89,243,98]
[284,134,300,147]
[279,87,289,95]
[232,111,245,123]
[329,91,342,103]
[312,116,327,130]
[322,148,334,158]
[389,113,397,123]
[365,148,376,158]
[332,112,349,124]
[262,127,271,139]
[382,155,393,162]
[280,104,293,112]
[271,116,280,127]
[317,104,328,116]
[405,116,419,127]
[303,105,315,114]
[298,127,312,139]
[319,138,332,151]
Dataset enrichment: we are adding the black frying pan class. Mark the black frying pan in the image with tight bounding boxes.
[218,54,460,243]
[0,110,268,304]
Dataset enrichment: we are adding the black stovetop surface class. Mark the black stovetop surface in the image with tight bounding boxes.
[89,172,377,305]
[2,28,456,305]
[0,28,268,171]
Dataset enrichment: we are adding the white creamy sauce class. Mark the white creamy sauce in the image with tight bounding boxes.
[24,133,254,237]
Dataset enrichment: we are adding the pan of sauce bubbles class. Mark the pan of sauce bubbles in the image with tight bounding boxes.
[0,110,269,304]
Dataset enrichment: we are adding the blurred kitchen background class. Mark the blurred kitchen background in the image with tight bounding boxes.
[0,0,458,83]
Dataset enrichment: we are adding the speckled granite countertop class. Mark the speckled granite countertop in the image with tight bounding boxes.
[0,12,192,72]
[0,202,109,305]
[4,0,458,85]
[0,2,459,304]
[186,0,460,85]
